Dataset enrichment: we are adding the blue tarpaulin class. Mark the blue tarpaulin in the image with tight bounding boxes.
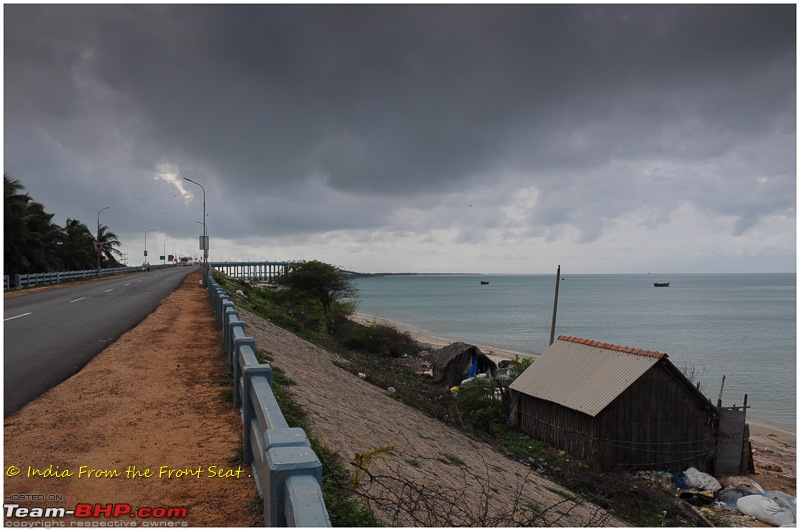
[467,354,478,378]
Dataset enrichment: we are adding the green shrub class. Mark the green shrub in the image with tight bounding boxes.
[337,321,421,358]
[453,377,504,434]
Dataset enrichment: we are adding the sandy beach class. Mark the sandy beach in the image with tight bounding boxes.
[353,312,796,496]
[353,312,534,364]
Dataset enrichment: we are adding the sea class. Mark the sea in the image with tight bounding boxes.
[353,273,797,433]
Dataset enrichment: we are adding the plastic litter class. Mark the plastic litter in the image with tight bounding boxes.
[460,373,489,386]
[716,487,749,509]
[679,490,716,506]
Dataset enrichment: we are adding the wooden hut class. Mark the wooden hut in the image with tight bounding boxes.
[430,342,498,387]
[508,336,719,472]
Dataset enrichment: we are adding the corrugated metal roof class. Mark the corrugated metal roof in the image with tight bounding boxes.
[509,336,666,417]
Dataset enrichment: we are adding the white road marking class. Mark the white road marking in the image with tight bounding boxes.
[104,289,114,293]
[4,312,32,321]
[69,297,86,303]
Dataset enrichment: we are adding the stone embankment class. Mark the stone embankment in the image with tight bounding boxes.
[239,307,623,527]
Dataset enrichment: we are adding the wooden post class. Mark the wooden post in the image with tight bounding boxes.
[549,265,561,346]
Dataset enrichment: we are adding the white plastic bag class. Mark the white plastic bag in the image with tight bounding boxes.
[737,494,795,527]
[684,467,722,491]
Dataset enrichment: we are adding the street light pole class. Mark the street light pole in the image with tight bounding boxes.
[97,206,110,277]
[163,239,168,266]
[144,228,155,271]
[184,178,208,285]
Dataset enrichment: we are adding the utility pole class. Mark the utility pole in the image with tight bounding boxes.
[144,229,155,270]
[549,264,561,346]
[96,206,110,277]
[185,178,208,285]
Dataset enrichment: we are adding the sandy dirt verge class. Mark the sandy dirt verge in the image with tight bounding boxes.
[4,270,260,526]
[745,424,796,494]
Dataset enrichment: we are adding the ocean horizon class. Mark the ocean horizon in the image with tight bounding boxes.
[353,272,796,432]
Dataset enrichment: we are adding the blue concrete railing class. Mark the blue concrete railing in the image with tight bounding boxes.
[207,272,331,527]
[4,265,171,290]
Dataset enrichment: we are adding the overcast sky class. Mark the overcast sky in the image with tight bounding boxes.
[4,4,796,274]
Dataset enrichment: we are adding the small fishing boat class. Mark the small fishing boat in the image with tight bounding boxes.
[480,280,490,285]
[653,282,670,287]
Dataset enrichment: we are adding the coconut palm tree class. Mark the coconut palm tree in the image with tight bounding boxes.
[4,175,126,274]
[4,175,62,273]
[5,175,32,273]
[24,201,63,271]
[96,224,122,268]
[59,218,96,270]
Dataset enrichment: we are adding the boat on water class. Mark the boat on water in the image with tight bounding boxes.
[653,282,670,287]
[480,280,490,285]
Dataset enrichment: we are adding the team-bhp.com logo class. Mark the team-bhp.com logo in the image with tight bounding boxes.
[5,503,188,519]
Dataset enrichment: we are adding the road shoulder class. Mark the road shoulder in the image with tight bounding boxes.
[3,270,260,526]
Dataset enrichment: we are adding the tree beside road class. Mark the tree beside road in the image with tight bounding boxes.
[4,175,123,276]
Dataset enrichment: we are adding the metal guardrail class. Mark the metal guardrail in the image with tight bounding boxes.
[4,265,170,290]
[207,273,331,527]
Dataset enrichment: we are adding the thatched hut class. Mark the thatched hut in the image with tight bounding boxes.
[430,342,498,387]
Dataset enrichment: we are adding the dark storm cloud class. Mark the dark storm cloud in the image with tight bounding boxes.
[4,4,795,271]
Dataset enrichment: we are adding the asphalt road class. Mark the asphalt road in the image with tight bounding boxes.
[4,266,197,416]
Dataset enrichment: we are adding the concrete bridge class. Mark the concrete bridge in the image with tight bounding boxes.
[208,261,292,281]
[208,261,361,282]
